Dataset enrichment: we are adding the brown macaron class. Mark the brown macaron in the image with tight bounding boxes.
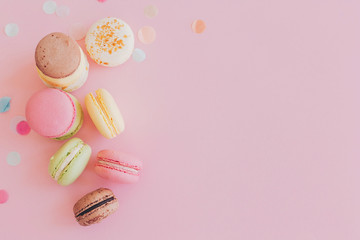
[35,32,81,78]
[73,188,119,226]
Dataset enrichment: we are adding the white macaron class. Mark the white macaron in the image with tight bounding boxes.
[85,17,135,67]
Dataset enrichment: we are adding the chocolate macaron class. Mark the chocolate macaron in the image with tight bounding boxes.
[73,188,119,226]
[35,32,89,92]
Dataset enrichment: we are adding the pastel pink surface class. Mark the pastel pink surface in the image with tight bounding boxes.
[1,0,360,240]
[25,88,75,138]
[95,150,142,183]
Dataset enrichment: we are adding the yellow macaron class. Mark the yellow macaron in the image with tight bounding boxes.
[85,88,125,139]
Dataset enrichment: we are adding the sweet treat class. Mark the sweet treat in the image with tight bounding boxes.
[48,138,91,186]
[85,88,125,139]
[95,150,142,183]
[25,88,83,140]
[35,32,89,92]
[85,17,134,66]
[73,188,119,226]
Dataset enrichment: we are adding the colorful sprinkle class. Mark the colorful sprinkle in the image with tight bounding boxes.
[192,19,206,34]
[69,22,87,40]
[4,23,19,37]
[43,1,57,14]
[56,5,70,17]
[138,26,156,44]
[16,121,31,135]
[132,48,146,62]
[144,5,159,18]
[0,97,11,113]
[6,152,21,166]
[0,190,9,204]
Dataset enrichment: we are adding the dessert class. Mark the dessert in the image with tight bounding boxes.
[95,150,142,183]
[73,188,119,226]
[48,138,91,186]
[35,32,89,92]
[85,88,125,139]
[25,88,83,140]
[85,17,134,66]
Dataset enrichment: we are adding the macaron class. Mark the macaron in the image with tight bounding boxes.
[85,88,125,139]
[49,138,91,186]
[35,32,89,92]
[95,150,142,183]
[25,88,83,140]
[73,188,119,226]
[85,17,134,66]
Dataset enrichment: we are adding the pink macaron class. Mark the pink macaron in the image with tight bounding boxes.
[25,88,83,140]
[94,150,142,183]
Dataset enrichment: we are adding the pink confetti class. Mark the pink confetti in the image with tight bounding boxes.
[192,19,206,34]
[10,116,26,133]
[16,121,31,135]
[0,190,9,204]
[97,0,107,2]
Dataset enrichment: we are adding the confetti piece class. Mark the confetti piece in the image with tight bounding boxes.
[0,190,9,204]
[16,121,31,135]
[56,5,70,17]
[132,48,146,62]
[4,23,19,37]
[6,152,21,166]
[138,26,156,44]
[43,1,57,14]
[192,19,206,34]
[0,97,11,113]
[10,116,26,133]
[69,22,87,40]
[144,5,158,18]
[97,0,107,2]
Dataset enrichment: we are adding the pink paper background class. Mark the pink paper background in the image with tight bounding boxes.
[1,0,360,239]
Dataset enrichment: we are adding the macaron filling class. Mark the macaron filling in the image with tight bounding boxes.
[75,196,115,217]
[89,91,119,137]
[54,143,84,181]
[97,160,139,175]
[96,157,140,175]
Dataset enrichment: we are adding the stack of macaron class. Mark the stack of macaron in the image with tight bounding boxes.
[25,17,142,226]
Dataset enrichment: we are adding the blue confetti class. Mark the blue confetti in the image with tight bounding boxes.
[0,97,11,113]
[132,48,146,62]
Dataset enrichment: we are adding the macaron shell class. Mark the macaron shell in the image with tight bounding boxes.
[49,138,83,176]
[97,150,141,167]
[96,89,125,133]
[95,150,142,183]
[54,94,83,140]
[85,93,114,138]
[37,47,89,92]
[57,144,91,186]
[73,188,114,214]
[26,88,78,138]
[85,17,134,66]
[35,32,81,78]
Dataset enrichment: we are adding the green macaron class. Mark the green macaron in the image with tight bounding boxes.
[49,138,91,186]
